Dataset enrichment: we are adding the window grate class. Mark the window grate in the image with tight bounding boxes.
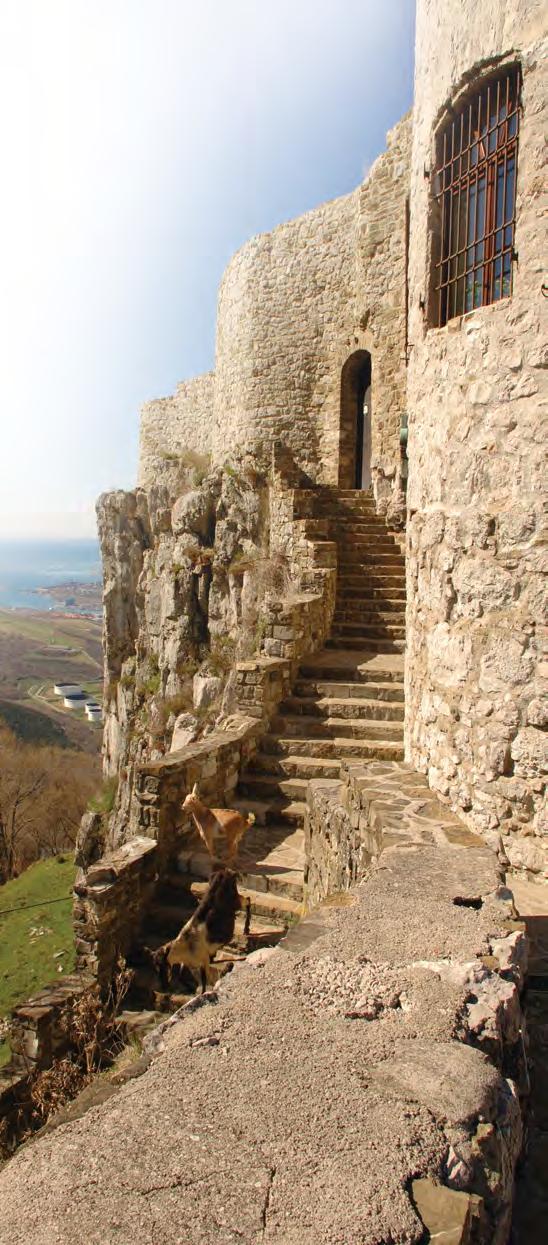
[433,66,521,327]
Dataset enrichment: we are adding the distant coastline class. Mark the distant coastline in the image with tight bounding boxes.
[0,539,101,613]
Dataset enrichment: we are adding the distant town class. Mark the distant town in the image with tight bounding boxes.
[31,580,102,618]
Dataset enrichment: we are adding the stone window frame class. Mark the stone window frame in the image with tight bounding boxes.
[426,58,522,331]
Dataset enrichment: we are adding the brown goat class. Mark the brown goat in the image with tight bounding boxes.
[182,783,255,863]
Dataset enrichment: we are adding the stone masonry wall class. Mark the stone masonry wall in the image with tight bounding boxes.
[138,372,214,490]
[212,117,411,518]
[405,0,548,873]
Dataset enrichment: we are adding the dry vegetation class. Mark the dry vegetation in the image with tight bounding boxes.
[0,965,132,1159]
[0,724,99,882]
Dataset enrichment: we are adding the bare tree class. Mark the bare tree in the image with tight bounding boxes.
[0,725,99,880]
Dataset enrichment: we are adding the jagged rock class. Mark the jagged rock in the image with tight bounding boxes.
[172,488,215,540]
[74,812,105,870]
[170,713,199,752]
[193,674,222,711]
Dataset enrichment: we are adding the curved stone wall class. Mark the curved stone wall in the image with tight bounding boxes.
[212,116,411,514]
[405,0,548,870]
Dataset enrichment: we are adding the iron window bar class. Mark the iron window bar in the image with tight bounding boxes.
[434,66,521,327]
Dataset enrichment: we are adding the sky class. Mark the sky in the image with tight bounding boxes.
[0,1,415,540]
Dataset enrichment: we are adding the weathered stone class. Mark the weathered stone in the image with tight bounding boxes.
[170,712,198,752]
[412,1177,481,1244]
[192,674,222,711]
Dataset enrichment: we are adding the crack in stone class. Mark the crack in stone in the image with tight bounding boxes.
[260,1166,276,1239]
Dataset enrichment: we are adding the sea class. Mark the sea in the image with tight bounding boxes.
[0,540,101,613]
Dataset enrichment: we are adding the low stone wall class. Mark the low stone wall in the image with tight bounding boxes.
[131,716,260,859]
[73,719,263,989]
[305,760,488,907]
[303,760,527,1241]
[9,977,94,1073]
[234,657,291,722]
[234,460,338,722]
[0,977,98,1157]
[73,837,158,986]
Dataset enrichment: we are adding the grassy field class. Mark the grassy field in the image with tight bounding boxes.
[0,857,76,1067]
[0,609,101,654]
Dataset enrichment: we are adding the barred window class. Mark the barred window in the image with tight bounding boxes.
[433,66,521,327]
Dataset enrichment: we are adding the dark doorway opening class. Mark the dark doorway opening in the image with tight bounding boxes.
[339,351,372,489]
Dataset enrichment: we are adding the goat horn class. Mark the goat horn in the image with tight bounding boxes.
[191,782,198,796]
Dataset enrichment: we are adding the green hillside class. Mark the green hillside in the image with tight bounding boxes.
[0,857,76,1067]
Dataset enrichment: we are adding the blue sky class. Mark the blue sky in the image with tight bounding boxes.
[0,1,415,539]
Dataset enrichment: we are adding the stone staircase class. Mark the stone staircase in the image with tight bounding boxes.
[124,488,405,1020]
[124,839,301,1017]
[236,486,405,882]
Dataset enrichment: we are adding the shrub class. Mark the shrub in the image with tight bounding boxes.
[207,636,237,676]
[88,777,118,815]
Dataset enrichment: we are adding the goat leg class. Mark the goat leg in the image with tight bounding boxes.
[244,897,251,937]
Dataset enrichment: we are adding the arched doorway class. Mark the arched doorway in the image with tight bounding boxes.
[339,351,372,489]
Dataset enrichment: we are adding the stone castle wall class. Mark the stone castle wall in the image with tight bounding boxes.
[137,118,410,519]
[212,115,411,516]
[138,372,214,489]
[405,0,548,870]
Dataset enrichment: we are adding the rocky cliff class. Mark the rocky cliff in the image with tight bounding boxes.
[96,455,290,850]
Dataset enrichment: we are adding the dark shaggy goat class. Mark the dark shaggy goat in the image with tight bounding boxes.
[158,868,243,994]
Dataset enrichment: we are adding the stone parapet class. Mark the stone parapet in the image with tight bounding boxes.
[138,372,214,490]
[131,716,260,861]
[73,837,158,985]
[305,759,507,908]
[234,657,291,722]
[9,977,95,1073]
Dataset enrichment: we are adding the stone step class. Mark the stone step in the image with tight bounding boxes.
[331,621,406,638]
[326,636,405,653]
[298,655,404,682]
[159,873,293,937]
[270,712,403,740]
[233,795,307,829]
[332,531,393,543]
[247,752,342,781]
[338,555,404,569]
[335,595,406,610]
[338,587,406,602]
[262,734,405,761]
[337,552,402,565]
[173,839,304,902]
[313,501,377,513]
[325,639,405,655]
[190,880,302,925]
[293,677,405,702]
[338,572,406,587]
[337,533,398,546]
[239,773,314,801]
[333,609,406,625]
[325,516,389,526]
[278,693,404,721]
